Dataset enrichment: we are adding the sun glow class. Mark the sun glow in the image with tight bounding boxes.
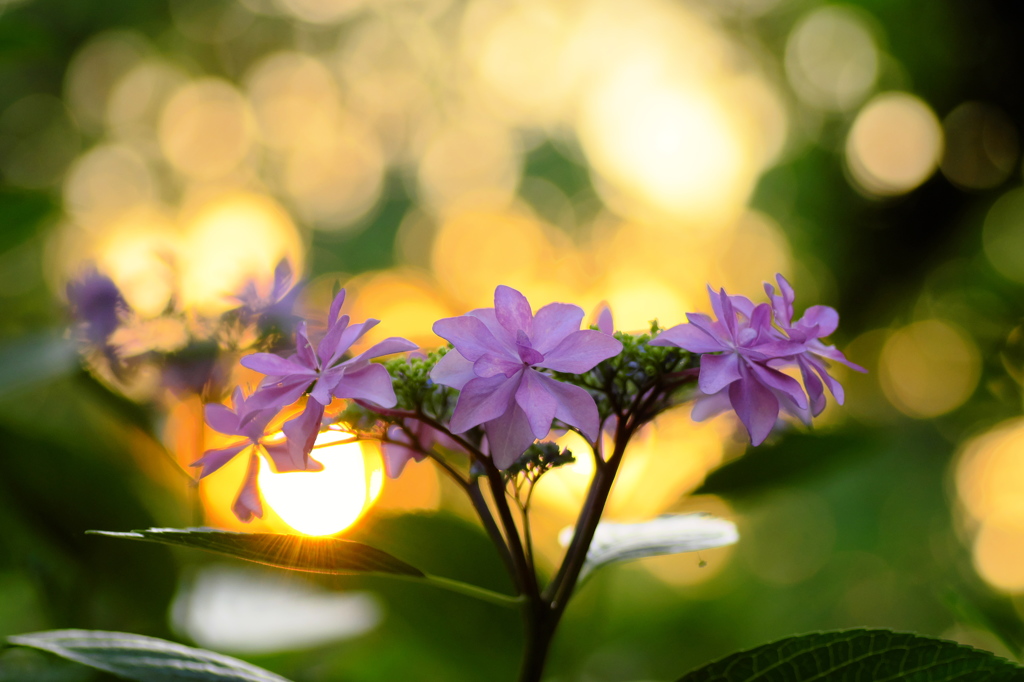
[259,431,384,537]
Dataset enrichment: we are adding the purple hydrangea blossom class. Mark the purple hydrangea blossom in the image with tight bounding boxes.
[240,289,417,463]
[66,267,130,348]
[650,284,811,446]
[192,387,321,522]
[764,274,866,415]
[430,285,623,469]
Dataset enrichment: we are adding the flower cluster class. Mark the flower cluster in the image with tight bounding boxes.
[69,266,861,522]
[650,275,865,445]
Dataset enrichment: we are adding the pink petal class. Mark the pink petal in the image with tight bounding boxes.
[271,259,293,301]
[433,315,512,362]
[231,453,264,522]
[381,429,427,478]
[729,365,779,446]
[241,352,315,377]
[531,302,585,354]
[191,441,248,478]
[515,369,557,439]
[539,330,623,373]
[684,313,727,344]
[449,372,522,433]
[430,350,477,390]
[332,363,398,407]
[204,402,239,435]
[698,352,742,395]
[535,372,600,440]
[494,285,533,335]
[484,403,536,469]
[649,323,724,353]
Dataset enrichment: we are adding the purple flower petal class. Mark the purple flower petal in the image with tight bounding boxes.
[246,375,311,410]
[205,403,240,436]
[650,322,724,353]
[797,356,826,416]
[698,352,742,394]
[484,404,536,469]
[746,361,809,410]
[449,372,522,433]
[324,319,380,367]
[515,369,557,439]
[317,314,349,365]
[328,288,346,327]
[531,302,585,354]
[332,363,398,407]
[282,399,325,465]
[494,285,533,335]
[294,323,318,370]
[474,353,524,378]
[690,390,733,422]
[264,439,324,473]
[433,315,511,362]
[466,308,517,351]
[347,337,419,367]
[597,306,614,335]
[535,371,600,440]
[191,441,248,478]
[241,352,316,377]
[539,330,623,373]
[382,426,427,478]
[799,305,839,337]
[232,453,264,522]
[728,365,779,446]
[430,350,477,390]
[270,259,293,302]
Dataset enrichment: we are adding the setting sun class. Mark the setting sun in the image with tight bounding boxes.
[259,431,384,537]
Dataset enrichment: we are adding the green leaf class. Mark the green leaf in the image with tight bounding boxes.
[88,528,425,577]
[676,629,1024,682]
[563,513,738,581]
[7,630,291,682]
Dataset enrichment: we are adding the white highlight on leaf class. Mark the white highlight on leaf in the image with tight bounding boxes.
[559,513,739,579]
[171,565,382,654]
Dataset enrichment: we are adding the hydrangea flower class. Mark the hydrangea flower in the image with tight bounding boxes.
[192,387,321,522]
[66,267,130,349]
[241,289,417,462]
[764,274,866,416]
[651,282,816,446]
[431,285,623,469]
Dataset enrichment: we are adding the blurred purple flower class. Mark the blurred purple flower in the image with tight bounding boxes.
[431,285,622,469]
[192,387,320,522]
[241,288,417,463]
[650,284,808,446]
[66,267,130,347]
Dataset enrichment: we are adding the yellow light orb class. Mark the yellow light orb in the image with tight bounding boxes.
[259,431,384,537]
[846,92,943,196]
[878,319,980,418]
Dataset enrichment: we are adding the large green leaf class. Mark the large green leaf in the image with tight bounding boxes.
[90,528,520,607]
[7,630,291,682]
[677,629,1024,682]
[89,528,425,577]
